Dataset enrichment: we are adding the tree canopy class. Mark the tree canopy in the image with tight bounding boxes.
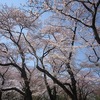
[0,0,100,100]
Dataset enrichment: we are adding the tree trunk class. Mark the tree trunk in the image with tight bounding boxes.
[72,95,78,100]
[23,82,33,99]
[0,91,2,100]
[24,86,32,100]
[21,68,33,100]
[42,61,57,100]
[52,86,57,100]
[23,78,32,100]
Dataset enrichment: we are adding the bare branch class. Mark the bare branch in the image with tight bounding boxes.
[2,87,25,95]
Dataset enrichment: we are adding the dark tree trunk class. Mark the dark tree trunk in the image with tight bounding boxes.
[21,67,33,100]
[44,73,56,100]
[49,87,57,100]
[67,26,78,100]
[72,95,78,100]
[24,80,32,100]
[0,91,2,100]
[24,87,32,100]
[52,86,57,100]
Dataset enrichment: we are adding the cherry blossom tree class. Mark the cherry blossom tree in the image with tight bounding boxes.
[0,6,39,100]
[25,0,100,100]
[28,0,100,44]
[0,1,100,100]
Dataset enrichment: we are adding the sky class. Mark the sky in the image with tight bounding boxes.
[0,0,51,21]
[0,0,26,7]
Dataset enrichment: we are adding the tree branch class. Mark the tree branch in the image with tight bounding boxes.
[2,87,25,95]
[37,65,73,98]
[0,63,22,72]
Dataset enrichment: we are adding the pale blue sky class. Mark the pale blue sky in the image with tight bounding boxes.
[0,0,26,7]
[0,0,50,20]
